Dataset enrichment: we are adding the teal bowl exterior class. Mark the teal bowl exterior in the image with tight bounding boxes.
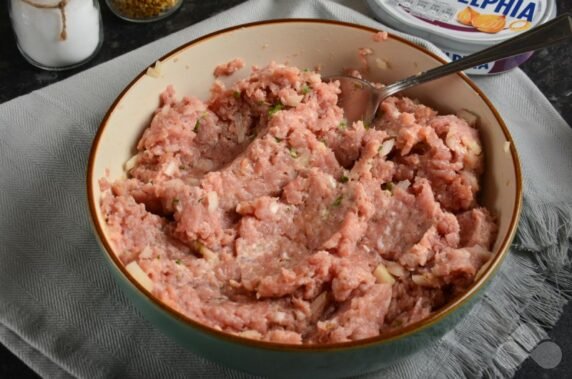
[87,19,522,379]
[98,232,498,378]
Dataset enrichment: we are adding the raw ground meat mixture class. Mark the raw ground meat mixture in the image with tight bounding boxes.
[100,62,497,344]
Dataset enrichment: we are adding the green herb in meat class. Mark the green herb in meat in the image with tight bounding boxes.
[268,102,284,117]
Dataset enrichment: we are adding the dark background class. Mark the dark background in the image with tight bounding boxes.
[1,1,570,378]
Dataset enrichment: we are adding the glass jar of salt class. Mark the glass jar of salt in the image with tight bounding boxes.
[8,0,103,71]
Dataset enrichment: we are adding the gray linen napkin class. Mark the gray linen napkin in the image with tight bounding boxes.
[1,0,571,378]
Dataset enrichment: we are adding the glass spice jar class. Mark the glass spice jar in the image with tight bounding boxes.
[106,0,183,22]
[8,0,103,71]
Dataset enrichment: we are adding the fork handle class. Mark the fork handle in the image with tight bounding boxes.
[384,13,572,96]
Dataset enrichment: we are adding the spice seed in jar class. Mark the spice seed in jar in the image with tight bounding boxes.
[110,0,179,19]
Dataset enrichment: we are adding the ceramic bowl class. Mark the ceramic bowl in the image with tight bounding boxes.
[87,19,522,378]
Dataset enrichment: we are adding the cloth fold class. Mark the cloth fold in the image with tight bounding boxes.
[1,0,571,378]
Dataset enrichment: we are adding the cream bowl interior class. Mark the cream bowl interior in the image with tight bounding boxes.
[88,19,521,358]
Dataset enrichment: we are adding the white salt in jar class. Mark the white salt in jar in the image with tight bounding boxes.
[8,0,103,70]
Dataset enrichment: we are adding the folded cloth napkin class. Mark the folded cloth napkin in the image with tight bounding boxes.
[1,0,571,378]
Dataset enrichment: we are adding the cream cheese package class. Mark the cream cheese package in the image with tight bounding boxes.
[367,0,556,75]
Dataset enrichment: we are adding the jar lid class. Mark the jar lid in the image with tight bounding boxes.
[367,0,556,52]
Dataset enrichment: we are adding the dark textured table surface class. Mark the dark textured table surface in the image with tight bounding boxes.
[1,1,570,378]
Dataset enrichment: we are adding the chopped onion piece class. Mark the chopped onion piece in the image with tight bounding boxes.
[237,330,262,340]
[186,177,200,186]
[310,291,330,321]
[373,263,395,284]
[126,261,153,292]
[236,116,247,143]
[207,191,219,212]
[504,141,511,153]
[385,260,407,277]
[284,93,304,107]
[379,138,395,157]
[164,160,177,176]
[146,67,159,78]
[145,61,162,78]
[412,273,438,288]
[154,60,163,73]
[326,175,337,189]
[124,154,138,172]
[139,245,153,259]
[195,158,215,172]
[375,57,390,70]
[269,201,279,214]
[194,241,218,262]
[462,136,482,155]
